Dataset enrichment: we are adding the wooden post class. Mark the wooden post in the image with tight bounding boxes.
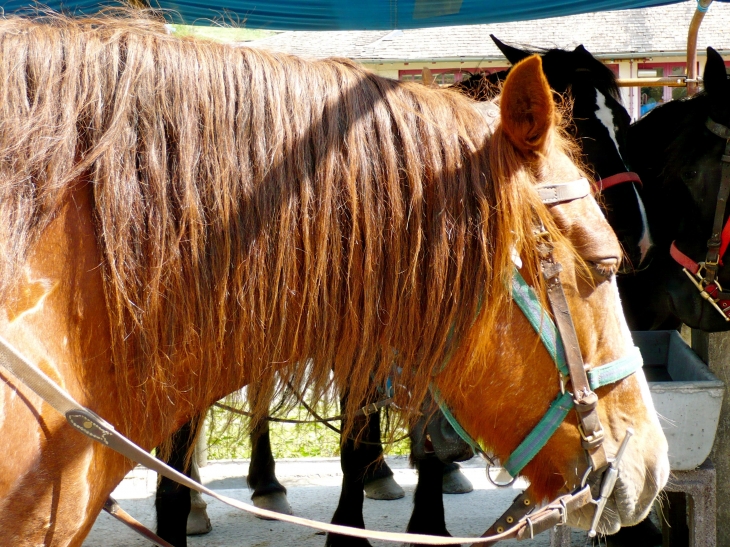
[691,330,730,544]
[421,67,435,87]
[687,0,713,95]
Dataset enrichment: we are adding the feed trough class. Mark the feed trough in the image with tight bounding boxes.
[634,330,724,470]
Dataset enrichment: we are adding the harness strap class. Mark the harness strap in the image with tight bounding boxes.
[703,118,730,281]
[670,241,730,321]
[103,497,174,547]
[503,392,574,477]
[536,178,591,204]
[0,332,593,545]
[541,253,608,471]
[671,240,702,274]
[595,172,642,192]
[479,490,539,537]
[435,271,644,479]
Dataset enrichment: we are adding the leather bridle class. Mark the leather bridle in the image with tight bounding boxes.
[434,176,643,541]
[669,117,730,321]
[595,171,642,192]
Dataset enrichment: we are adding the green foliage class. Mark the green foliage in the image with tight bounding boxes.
[204,404,410,460]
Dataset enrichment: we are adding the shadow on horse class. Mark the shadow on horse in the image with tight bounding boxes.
[161,35,670,547]
[0,14,668,547]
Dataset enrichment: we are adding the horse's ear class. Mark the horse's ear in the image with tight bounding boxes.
[500,55,555,155]
[491,35,531,66]
[704,47,729,97]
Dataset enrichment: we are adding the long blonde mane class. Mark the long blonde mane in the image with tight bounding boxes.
[0,12,573,441]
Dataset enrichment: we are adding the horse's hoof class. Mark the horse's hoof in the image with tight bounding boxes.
[186,501,212,535]
[252,491,293,520]
[442,468,473,494]
[363,475,405,500]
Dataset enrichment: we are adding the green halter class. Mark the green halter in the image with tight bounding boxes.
[432,268,643,478]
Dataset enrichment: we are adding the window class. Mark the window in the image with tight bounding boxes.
[638,62,688,117]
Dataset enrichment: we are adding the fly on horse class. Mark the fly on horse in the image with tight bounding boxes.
[0,14,668,546]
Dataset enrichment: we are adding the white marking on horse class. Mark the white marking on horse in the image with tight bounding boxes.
[634,184,653,264]
[595,91,623,161]
[595,90,653,264]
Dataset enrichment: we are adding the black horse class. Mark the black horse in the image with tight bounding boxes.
[456,37,651,273]
[154,390,474,547]
[620,47,730,332]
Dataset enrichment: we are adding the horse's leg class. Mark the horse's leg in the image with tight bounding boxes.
[248,417,292,516]
[406,455,456,547]
[326,396,375,547]
[361,408,405,500]
[187,457,212,535]
[155,421,194,547]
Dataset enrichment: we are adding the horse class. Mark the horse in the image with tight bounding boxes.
[0,14,668,547]
[160,38,663,547]
[456,37,652,272]
[619,46,730,332]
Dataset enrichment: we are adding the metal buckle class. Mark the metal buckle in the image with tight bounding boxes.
[525,516,535,539]
[558,499,569,526]
[361,402,379,416]
[578,423,605,450]
[559,373,568,395]
[682,268,730,321]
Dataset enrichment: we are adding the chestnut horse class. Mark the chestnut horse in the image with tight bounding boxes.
[0,14,667,546]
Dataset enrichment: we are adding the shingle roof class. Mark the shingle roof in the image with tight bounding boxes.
[246,0,730,61]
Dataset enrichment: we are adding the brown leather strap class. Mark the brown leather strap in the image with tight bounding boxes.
[481,490,539,537]
[103,497,174,547]
[704,119,730,283]
[542,254,608,471]
[469,486,593,546]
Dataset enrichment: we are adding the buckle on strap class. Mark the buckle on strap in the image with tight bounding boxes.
[579,423,605,450]
[681,268,730,322]
[588,429,634,538]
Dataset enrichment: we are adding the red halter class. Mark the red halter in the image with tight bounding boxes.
[670,240,730,320]
[670,213,730,321]
[668,118,730,321]
[594,171,642,192]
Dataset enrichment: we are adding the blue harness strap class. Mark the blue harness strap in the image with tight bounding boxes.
[432,269,644,479]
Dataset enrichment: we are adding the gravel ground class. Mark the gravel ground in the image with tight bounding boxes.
[83,456,593,546]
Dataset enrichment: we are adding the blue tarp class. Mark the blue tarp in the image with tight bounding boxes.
[0,0,717,30]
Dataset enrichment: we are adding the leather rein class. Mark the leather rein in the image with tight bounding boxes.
[669,117,730,321]
[0,184,643,545]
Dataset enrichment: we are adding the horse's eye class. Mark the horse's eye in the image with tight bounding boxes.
[587,258,618,281]
[680,169,698,181]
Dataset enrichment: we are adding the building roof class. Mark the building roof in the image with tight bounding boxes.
[247,0,730,61]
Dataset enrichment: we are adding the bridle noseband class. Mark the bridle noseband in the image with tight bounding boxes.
[595,171,643,192]
[434,177,643,540]
[669,117,730,321]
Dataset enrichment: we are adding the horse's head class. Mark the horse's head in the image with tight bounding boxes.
[492,37,652,270]
[435,55,668,536]
[624,47,730,331]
